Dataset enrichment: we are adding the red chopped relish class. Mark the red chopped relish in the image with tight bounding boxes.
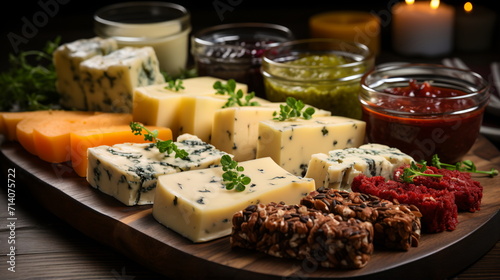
[362,80,485,163]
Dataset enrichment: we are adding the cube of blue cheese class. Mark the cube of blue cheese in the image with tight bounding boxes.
[305,143,415,190]
[86,134,229,206]
[152,157,316,243]
[211,103,331,162]
[53,37,118,110]
[80,46,165,113]
[257,116,365,177]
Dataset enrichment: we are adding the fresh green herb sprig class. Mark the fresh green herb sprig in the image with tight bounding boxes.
[130,122,188,159]
[273,97,315,121]
[0,37,61,111]
[400,161,443,183]
[431,154,498,177]
[220,155,251,192]
[165,79,185,92]
[213,79,260,108]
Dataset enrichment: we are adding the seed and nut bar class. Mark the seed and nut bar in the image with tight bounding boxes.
[300,188,422,251]
[230,202,374,269]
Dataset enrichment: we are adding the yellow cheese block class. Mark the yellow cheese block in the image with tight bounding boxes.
[152,156,316,243]
[257,116,366,176]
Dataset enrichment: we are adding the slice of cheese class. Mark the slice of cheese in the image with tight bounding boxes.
[305,144,415,190]
[152,157,316,243]
[70,125,172,177]
[80,46,165,113]
[132,76,249,139]
[211,103,331,162]
[53,37,118,110]
[257,116,365,177]
[86,134,229,206]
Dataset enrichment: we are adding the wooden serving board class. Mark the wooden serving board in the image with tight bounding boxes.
[1,136,499,280]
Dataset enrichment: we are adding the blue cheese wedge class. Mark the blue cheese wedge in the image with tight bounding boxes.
[53,37,118,110]
[86,134,229,206]
[305,143,415,190]
[80,46,165,113]
[152,157,316,243]
[211,103,331,162]
[257,116,365,177]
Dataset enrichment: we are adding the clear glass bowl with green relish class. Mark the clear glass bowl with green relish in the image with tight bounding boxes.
[261,38,374,119]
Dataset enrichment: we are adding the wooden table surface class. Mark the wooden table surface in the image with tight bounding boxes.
[0,2,499,279]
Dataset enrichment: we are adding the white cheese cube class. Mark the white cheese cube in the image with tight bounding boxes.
[86,134,229,206]
[257,116,365,177]
[211,103,331,162]
[152,157,316,243]
[80,46,165,113]
[305,144,414,190]
[53,37,118,110]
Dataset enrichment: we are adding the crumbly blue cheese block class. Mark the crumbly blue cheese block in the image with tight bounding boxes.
[211,103,331,162]
[132,76,250,139]
[86,134,229,206]
[80,46,165,113]
[53,37,118,110]
[305,143,414,190]
[152,156,316,243]
[257,116,365,177]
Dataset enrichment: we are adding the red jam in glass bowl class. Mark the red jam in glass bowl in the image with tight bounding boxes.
[359,64,490,163]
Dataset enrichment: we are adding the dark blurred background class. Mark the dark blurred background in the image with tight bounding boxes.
[1,0,499,70]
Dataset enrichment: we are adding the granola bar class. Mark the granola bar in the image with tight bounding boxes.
[300,188,422,250]
[230,202,374,269]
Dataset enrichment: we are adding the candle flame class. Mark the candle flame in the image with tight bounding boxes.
[430,0,440,9]
[464,2,473,13]
[405,0,415,5]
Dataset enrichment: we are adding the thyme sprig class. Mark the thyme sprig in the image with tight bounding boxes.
[130,122,188,159]
[431,154,498,177]
[0,37,61,111]
[213,79,260,108]
[400,161,443,183]
[165,79,185,92]
[220,155,251,192]
[273,97,315,121]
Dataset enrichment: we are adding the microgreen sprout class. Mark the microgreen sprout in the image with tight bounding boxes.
[165,79,185,92]
[273,97,315,121]
[213,79,260,108]
[220,155,251,192]
[431,154,498,177]
[130,122,188,159]
[400,161,443,183]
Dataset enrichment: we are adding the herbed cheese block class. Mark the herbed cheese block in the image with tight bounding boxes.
[70,125,172,177]
[305,144,415,190]
[86,134,229,206]
[80,46,165,113]
[132,76,259,140]
[257,116,366,177]
[211,103,331,162]
[152,157,316,243]
[53,37,118,110]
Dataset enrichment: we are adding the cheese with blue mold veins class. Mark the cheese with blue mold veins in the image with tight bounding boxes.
[152,156,316,243]
[211,103,331,162]
[86,133,229,206]
[53,37,118,110]
[257,116,365,177]
[305,143,414,190]
[80,46,165,113]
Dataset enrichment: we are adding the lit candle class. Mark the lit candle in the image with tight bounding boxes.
[309,11,381,55]
[392,0,455,56]
[455,2,496,51]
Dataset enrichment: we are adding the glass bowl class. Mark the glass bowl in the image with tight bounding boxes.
[94,1,191,75]
[359,63,490,163]
[191,22,294,97]
[261,38,374,119]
